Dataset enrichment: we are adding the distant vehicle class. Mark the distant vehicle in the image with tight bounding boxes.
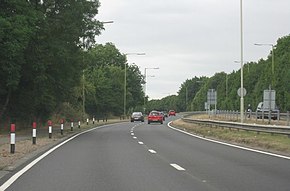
[168,110,176,116]
[148,111,163,124]
[130,112,144,122]
[162,111,168,118]
[159,111,166,121]
[256,102,279,120]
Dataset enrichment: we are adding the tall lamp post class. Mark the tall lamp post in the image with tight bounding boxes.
[235,60,250,72]
[124,53,145,118]
[254,43,274,86]
[186,86,188,111]
[82,21,114,120]
[144,67,159,113]
[239,0,245,123]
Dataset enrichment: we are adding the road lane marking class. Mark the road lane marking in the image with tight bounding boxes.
[168,121,290,160]
[170,163,185,171]
[138,141,144,145]
[131,133,134,136]
[148,149,157,154]
[133,136,137,139]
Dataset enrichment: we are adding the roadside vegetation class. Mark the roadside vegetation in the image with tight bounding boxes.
[0,1,144,129]
[1,1,289,130]
[147,35,290,113]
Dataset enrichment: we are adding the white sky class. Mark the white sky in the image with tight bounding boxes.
[95,0,290,100]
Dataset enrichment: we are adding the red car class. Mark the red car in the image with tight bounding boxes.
[168,110,176,116]
[148,111,163,124]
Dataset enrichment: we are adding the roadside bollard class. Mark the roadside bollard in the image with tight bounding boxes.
[287,111,289,126]
[71,120,74,131]
[60,119,64,135]
[78,120,81,128]
[93,117,95,124]
[86,118,89,125]
[10,124,16,154]
[48,120,52,139]
[32,122,37,144]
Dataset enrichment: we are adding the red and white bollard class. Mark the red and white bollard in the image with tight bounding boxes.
[60,119,64,135]
[32,122,37,144]
[48,120,52,139]
[71,120,74,131]
[10,124,16,154]
[78,120,81,128]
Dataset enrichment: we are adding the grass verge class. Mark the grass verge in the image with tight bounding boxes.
[171,119,290,156]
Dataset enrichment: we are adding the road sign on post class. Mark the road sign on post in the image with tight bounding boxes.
[263,87,276,123]
[263,89,276,110]
[237,87,247,97]
[207,89,217,114]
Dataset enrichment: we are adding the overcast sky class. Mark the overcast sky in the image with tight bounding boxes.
[95,0,290,100]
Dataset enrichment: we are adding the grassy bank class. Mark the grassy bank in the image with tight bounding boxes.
[171,118,290,156]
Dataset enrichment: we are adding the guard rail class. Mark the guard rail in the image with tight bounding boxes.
[181,117,290,137]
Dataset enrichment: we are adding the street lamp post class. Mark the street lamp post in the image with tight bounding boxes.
[82,21,114,120]
[254,43,274,86]
[235,60,250,73]
[143,67,159,113]
[101,21,114,24]
[124,53,145,119]
[240,0,245,123]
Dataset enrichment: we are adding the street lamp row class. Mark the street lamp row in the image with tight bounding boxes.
[143,67,159,113]
[124,53,146,118]
[254,43,274,77]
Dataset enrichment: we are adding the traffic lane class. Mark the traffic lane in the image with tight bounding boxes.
[4,122,213,191]
[133,122,290,191]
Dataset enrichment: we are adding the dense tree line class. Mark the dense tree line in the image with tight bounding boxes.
[1,1,289,127]
[149,35,290,113]
[0,1,144,126]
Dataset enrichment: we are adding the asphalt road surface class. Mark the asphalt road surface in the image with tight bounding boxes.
[1,116,290,191]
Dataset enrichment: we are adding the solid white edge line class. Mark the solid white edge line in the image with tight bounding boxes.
[167,121,290,160]
[0,124,112,191]
[170,163,185,171]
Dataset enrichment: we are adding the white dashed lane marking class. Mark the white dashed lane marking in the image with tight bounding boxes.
[138,141,144,145]
[170,164,186,171]
[148,149,157,154]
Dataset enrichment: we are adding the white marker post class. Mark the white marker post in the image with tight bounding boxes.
[48,120,52,139]
[71,120,74,131]
[32,122,37,144]
[60,119,64,135]
[78,120,81,129]
[86,118,89,125]
[10,124,16,154]
[93,117,95,124]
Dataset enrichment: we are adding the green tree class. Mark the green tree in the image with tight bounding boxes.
[83,44,144,117]
[0,0,103,123]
